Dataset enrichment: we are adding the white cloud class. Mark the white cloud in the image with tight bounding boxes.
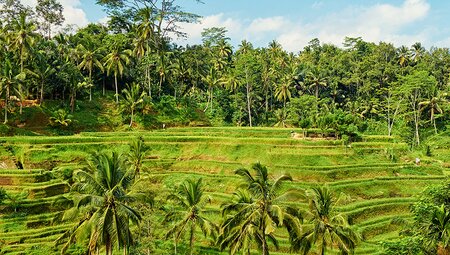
[247,16,288,34]
[175,0,432,52]
[20,0,89,31]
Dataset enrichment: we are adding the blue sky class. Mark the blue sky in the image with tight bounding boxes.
[20,0,450,51]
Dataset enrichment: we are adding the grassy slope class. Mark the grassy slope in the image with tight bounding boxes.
[0,127,448,254]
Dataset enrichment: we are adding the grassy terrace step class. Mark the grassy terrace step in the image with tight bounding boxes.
[0,212,61,225]
[0,223,72,240]
[338,197,416,212]
[329,175,446,187]
[2,135,343,146]
[144,159,413,170]
[0,241,57,254]
[356,214,412,229]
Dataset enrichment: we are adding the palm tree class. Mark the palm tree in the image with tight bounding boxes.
[0,58,21,124]
[32,50,56,104]
[169,54,191,99]
[128,136,148,177]
[133,8,154,97]
[292,186,359,255]
[156,52,170,97]
[275,74,293,112]
[306,69,327,99]
[218,163,302,255]
[419,92,447,134]
[8,12,37,114]
[164,178,217,255]
[202,66,221,113]
[104,45,132,103]
[77,42,104,101]
[122,83,146,127]
[8,13,37,73]
[397,45,411,68]
[58,151,141,255]
[411,42,425,63]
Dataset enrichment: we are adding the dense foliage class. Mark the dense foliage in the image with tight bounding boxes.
[0,1,448,146]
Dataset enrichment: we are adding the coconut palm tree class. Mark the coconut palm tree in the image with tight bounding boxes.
[0,58,22,124]
[275,74,293,112]
[202,66,221,113]
[121,82,146,127]
[419,91,447,134]
[218,163,302,255]
[77,42,104,101]
[57,151,141,255]
[397,45,411,68]
[306,69,327,99]
[411,42,425,63]
[31,50,56,104]
[104,45,132,103]
[133,8,154,97]
[292,186,359,255]
[128,136,148,177]
[164,178,217,255]
[8,12,37,114]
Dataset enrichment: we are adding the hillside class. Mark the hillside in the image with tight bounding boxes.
[0,127,448,254]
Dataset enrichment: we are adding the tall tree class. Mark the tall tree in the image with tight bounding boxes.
[419,90,447,134]
[31,50,56,104]
[58,151,141,255]
[164,178,217,255]
[218,163,301,255]
[121,82,146,127]
[397,70,436,146]
[0,58,22,124]
[104,45,132,103]
[235,40,258,127]
[292,186,359,255]
[77,41,104,101]
[127,136,148,177]
[97,0,201,52]
[35,0,65,39]
[8,12,37,114]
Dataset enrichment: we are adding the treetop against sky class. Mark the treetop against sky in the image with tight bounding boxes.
[18,0,450,51]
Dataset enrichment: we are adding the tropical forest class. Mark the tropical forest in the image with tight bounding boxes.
[0,0,450,254]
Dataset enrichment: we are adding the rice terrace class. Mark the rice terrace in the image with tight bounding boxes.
[1,0,450,254]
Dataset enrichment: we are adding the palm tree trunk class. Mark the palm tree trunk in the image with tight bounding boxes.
[174,237,177,255]
[432,108,437,134]
[316,83,320,99]
[159,74,163,97]
[246,82,252,127]
[103,76,106,96]
[89,70,92,101]
[40,81,44,105]
[147,67,151,98]
[19,55,25,115]
[129,108,134,127]
[4,85,9,124]
[115,74,119,103]
[210,87,213,113]
[245,68,252,127]
[189,223,195,255]
[261,222,268,255]
[70,90,75,113]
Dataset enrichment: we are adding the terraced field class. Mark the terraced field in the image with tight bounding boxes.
[0,127,448,254]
